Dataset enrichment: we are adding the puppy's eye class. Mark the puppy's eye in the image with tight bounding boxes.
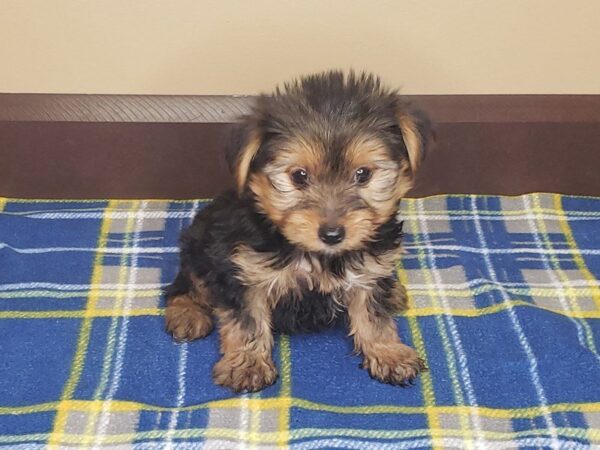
[290,168,309,188]
[354,167,372,185]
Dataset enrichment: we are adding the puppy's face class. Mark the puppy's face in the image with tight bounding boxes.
[248,133,409,254]
[229,72,433,254]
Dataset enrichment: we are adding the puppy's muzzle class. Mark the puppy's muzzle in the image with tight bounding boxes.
[318,225,345,245]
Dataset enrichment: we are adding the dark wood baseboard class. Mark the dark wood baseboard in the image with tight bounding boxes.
[1,94,599,199]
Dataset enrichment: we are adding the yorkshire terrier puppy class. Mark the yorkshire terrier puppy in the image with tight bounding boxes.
[165,71,433,392]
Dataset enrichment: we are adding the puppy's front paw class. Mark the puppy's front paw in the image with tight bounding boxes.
[362,343,427,386]
[213,352,278,393]
[165,295,213,342]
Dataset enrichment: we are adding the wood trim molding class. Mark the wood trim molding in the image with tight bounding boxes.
[0,94,253,123]
[2,94,600,123]
[1,94,599,199]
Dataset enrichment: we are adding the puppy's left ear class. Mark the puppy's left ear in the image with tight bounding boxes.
[395,101,435,176]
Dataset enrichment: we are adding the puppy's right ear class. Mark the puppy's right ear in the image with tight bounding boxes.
[225,120,263,193]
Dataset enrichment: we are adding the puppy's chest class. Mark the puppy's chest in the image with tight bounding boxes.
[290,256,365,293]
[232,245,399,302]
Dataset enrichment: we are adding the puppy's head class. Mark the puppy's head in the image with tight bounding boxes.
[228,71,433,254]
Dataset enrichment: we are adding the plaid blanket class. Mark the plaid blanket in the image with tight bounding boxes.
[1,193,599,449]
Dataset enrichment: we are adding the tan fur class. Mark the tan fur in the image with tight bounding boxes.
[231,245,308,301]
[249,136,325,226]
[394,159,416,198]
[281,208,325,251]
[248,173,290,225]
[391,280,410,313]
[212,291,277,392]
[232,244,403,301]
[235,130,263,193]
[282,208,378,254]
[397,113,425,175]
[278,135,325,174]
[346,288,426,385]
[346,136,407,220]
[165,275,213,342]
[344,135,390,168]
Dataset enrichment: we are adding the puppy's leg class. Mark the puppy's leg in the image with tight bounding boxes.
[391,280,410,313]
[165,272,214,342]
[346,282,426,386]
[213,289,277,393]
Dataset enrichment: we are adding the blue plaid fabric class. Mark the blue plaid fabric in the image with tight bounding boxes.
[0,194,599,449]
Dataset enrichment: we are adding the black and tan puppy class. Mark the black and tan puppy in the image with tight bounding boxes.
[165,71,432,392]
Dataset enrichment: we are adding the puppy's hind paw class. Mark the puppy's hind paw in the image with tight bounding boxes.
[165,295,213,342]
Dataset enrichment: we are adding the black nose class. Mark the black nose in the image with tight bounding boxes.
[318,225,345,245]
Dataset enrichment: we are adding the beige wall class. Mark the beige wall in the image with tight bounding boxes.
[2,0,599,95]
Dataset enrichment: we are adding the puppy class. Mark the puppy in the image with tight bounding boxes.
[165,71,433,392]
